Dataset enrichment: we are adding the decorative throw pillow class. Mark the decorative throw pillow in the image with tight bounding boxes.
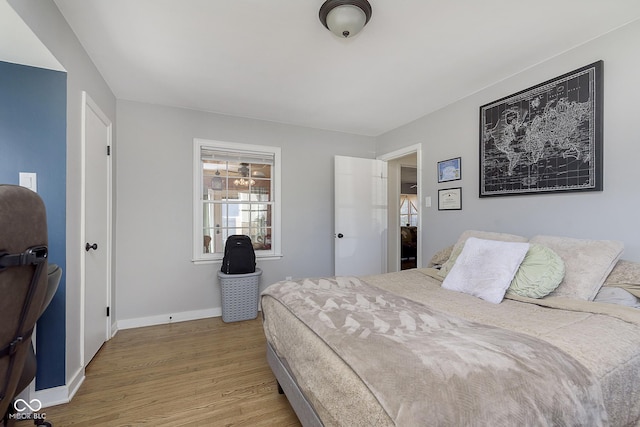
[603,260,640,298]
[529,235,624,301]
[507,244,565,299]
[438,230,528,278]
[428,245,454,268]
[442,237,530,304]
[594,286,640,308]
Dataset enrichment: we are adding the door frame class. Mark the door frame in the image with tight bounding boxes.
[378,144,422,272]
[80,91,113,366]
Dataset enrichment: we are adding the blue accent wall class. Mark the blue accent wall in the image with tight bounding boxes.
[0,60,67,390]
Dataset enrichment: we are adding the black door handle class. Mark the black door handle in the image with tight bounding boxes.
[85,243,98,252]
[337,233,344,238]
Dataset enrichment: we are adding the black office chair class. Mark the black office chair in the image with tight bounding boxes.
[0,185,52,427]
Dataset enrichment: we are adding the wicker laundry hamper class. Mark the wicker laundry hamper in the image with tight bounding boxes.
[217,268,262,322]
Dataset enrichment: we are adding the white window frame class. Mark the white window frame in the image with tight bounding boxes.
[192,138,282,263]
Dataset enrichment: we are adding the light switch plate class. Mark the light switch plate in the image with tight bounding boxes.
[19,172,37,192]
[425,196,432,208]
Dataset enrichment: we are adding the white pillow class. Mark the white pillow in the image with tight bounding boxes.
[438,230,528,278]
[442,237,530,304]
[594,287,640,308]
[529,235,624,301]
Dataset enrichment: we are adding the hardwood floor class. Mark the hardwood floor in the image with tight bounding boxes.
[31,317,301,426]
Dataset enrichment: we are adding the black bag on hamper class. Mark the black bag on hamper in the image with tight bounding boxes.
[221,235,256,274]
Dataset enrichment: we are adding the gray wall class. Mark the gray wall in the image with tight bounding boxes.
[377,20,640,264]
[115,100,376,323]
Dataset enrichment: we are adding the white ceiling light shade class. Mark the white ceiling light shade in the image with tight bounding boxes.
[319,0,372,38]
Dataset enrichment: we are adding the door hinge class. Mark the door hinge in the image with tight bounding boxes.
[107,146,111,156]
[106,306,110,317]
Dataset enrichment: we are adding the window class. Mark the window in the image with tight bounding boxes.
[400,194,418,227]
[193,139,281,262]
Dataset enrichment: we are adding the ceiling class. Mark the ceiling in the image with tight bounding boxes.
[0,0,63,71]
[38,1,640,135]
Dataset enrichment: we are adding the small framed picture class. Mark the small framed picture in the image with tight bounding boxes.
[437,157,461,183]
[438,187,462,211]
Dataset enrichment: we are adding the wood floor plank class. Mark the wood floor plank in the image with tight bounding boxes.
[29,317,301,426]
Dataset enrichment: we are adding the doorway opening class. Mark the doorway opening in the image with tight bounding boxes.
[378,145,422,273]
[400,166,418,270]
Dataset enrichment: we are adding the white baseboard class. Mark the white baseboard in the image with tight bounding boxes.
[33,366,85,409]
[117,307,222,330]
[33,385,68,408]
[66,366,85,402]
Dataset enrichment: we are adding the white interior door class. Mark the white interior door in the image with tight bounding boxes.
[82,92,111,366]
[334,155,387,276]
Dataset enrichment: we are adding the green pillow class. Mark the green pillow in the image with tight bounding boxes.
[508,244,565,298]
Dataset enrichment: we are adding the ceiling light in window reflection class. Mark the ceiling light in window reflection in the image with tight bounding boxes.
[234,178,255,186]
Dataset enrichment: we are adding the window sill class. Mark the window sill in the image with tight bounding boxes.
[192,253,283,265]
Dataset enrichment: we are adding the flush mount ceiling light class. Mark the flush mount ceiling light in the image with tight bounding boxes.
[319,0,372,38]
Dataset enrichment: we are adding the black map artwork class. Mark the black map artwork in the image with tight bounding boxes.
[480,61,603,197]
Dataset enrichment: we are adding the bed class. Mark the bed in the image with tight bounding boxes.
[261,231,640,426]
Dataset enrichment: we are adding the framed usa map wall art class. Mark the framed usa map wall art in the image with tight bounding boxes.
[479,61,603,197]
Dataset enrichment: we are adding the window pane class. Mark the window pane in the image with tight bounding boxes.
[203,202,272,255]
[250,179,271,201]
[248,204,270,225]
[249,163,271,179]
[226,203,241,230]
[400,199,408,214]
[409,196,418,214]
[253,227,272,250]
[203,231,212,253]
[226,180,270,202]
[202,160,227,201]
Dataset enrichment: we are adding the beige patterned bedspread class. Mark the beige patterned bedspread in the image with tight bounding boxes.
[261,269,640,427]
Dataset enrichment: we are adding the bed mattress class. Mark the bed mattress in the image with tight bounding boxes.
[261,268,640,426]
